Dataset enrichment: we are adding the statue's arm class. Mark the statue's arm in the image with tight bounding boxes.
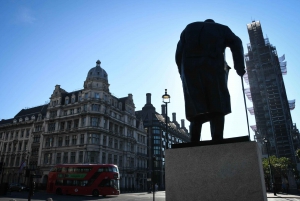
[175,30,185,75]
[225,27,246,76]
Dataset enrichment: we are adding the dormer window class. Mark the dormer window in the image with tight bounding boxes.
[13,119,17,123]
[71,98,75,103]
[25,117,29,121]
[65,97,69,104]
[19,118,23,122]
[31,115,35,120]
[90,72,92,75]
[97,72,100,75]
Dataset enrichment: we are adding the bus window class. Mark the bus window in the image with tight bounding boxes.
[62,167,68,172]
[81,167,92,172]
[68,167,74,172]
[108,167,113,172]
[73,180,79,186]
[74,167,80,172]
[99,179,110,187]
[57,167,62,172]
[97,168,104,172]
[112,167,118,172]
[79,180,88,186]
[67,180,76,186]
[55,180,63,185]
[50,167,57,172]
[110,179,120,190]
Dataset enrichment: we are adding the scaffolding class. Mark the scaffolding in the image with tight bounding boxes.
[245,20,297,162]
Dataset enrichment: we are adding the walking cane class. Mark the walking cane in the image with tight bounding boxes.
[241,76,251,141]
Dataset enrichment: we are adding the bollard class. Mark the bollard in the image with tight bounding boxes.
[47,198,53,201]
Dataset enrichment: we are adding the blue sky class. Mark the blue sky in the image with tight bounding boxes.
[1,0,299,141]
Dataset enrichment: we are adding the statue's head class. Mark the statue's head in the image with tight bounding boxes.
[204,19,215,23]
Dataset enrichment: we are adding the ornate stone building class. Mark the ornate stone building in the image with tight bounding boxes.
[0,104,47,184]
[0,60,148,191]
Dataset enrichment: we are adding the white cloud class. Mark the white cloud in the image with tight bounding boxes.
[16,7,36,24]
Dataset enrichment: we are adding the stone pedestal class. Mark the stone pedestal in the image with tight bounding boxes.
[165,141,267,201]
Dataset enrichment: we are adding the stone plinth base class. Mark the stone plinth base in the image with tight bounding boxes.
[165,141,267,201]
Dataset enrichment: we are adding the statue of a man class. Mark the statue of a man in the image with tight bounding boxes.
[175,19,246,142]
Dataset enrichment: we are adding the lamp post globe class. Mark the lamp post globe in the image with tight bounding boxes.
[162,89,170,149]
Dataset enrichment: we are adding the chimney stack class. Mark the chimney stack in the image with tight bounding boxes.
[146,93,151,104]
[172,113,176,122]
[181,119,185,128]
[161,104,166,115]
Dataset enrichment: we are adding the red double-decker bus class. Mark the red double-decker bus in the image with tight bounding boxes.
[47,164,120,197]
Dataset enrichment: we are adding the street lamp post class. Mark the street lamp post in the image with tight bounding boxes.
[152,155,157,201]
[263,138,273,189]
[162,89,170,149]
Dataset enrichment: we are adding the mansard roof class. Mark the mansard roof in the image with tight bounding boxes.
[0,118,13,126]
[14,104,48,119]
[60,90,81,105]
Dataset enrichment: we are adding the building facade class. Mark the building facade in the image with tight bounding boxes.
[136,93,190,190]
[0,60,148,191]
[0,104,48,184]
[244,21,299,163]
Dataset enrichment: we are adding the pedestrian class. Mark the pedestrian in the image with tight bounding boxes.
[282,182,286,194]
[155,183,158,192]
[273,182,277,196]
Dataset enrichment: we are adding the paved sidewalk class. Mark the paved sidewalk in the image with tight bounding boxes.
[267,192,300,198]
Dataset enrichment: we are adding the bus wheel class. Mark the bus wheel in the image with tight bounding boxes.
[102,195,107,198]
[92,189,99,197]
[56,188,62,195]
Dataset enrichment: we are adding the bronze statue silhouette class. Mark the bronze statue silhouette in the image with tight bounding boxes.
[175,19,245,142]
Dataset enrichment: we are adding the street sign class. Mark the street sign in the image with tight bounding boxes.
[147,178,151,181]
[31,175,42,178]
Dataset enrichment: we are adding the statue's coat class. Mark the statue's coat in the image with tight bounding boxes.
[176,21,245,121]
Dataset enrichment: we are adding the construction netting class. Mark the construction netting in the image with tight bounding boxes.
[243,72,249,85]
[289,99,295,110]
[250,125,257,132]
[244,88,252,102]
[247,107,254,115]
[278,54,287,75]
